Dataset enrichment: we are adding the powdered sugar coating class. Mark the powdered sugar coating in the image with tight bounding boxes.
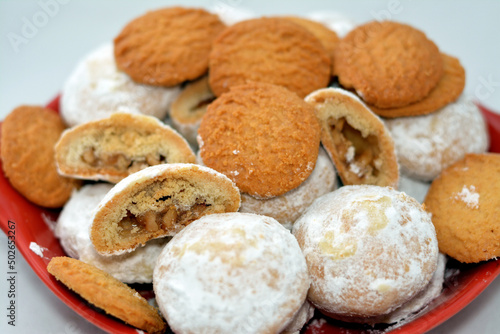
[453,185,480,209]
[384,95,489,181]
[282,300,315,334]
[61,44,181,127]
[293,185,438,318]
[29,242,47,258]
[153,212,309,334]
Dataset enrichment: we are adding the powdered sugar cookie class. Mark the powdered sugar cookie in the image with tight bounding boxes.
[153,212,310,334]
[282,300,315,334]
[61,44,180,127]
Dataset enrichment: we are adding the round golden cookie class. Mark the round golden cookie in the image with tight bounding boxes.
[208,17,331,98]
[198,82,321,198]
[47,257,165,334]
[334,20,443,109]
[114,7,225,86]
[423,153,500,263]
[369,54,465,117]
[1,105,80,208]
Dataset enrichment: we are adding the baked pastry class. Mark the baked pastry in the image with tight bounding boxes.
[90,163,241,255]
[305,87,399,188]
[384,95,489,181]
[209,17,331,98]
[293,185,438,321]
[47,257,165,334]
[198,82,321,198]
[424,153,500,263]
[55,113,196,183]
[0,105,80,208]
[239,147,337,229]
[55,183,168,283]
[114,7,225,86]
[153,212,310,334]
[169,76,215,147]
[60,44,181,127]
[333,21,443,109]
[282,300,315,334]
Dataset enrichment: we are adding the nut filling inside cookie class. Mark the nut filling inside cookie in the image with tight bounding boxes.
[81,148,167,173]
[328,117,382,182]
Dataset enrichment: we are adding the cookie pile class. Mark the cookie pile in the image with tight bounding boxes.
[0,5,498,334]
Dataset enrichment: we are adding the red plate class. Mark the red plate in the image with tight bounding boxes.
[1,97,499,334]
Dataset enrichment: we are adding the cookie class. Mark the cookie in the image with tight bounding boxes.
[333,21,443,109]
[114,7,226,86]
[61,44,181,127]
[90,163,241,255]
[169,75,215,147]
[1,105,80,208]
[384,95,489,181]
[153,212,310,334]
[55,183,168,284]
[55,113,196,183]
[423,153,500,263]
[305,88,399,188]
[198,82,321,198]
[293,185,438,321]
[282,300,315,334]
[369,54,465,117]
[208,17,331,98]
[47,256,166,334]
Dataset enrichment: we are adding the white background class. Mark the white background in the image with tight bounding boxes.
[0,0,499,333]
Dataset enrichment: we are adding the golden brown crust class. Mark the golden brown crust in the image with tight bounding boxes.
[114,7,225,86]
[334,21,443,109]
[198,82,321,198]
[423,153,500,263]
[47,257,166,334]
[208,17,331,98]
[368,54,465,117]
[0,105,80,208]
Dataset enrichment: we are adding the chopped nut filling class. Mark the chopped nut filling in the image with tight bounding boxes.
[81,148,166,172]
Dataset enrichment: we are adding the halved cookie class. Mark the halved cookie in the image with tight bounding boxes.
[55,113,196,183]
[306,88,399,188]
[90,163,241,255]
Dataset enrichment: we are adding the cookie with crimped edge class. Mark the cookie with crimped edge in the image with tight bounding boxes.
[209,17,331,98]
[305,87,399,188]
[369,54,465,117]
[424,153,500,263]
[60,43,181,128]
[55,183,168,284]
[198,82,321,198]
[169,75,215,147]
[153,212,310,334]
[333,20,443,109]
[293,185,438,322]
[384,95,489,181]
[47,256,165,334]
[55,113,196,183]
[90,163,241,255]
[1,105,80,208]
[114,7,225,86]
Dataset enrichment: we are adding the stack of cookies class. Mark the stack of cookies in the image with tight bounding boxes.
[1,5,498,334]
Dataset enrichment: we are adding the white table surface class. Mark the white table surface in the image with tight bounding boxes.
[1,0,499,333]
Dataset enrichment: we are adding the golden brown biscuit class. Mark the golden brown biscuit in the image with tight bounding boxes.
[198,82,321,198]
[369,54,465,117]
[114,7,225,86]
[209,17,331,98]
[424,153,500,263]
[47,257,166,334]
[1,105,80,208]
[305,88,399,188]
[333,21,443,109]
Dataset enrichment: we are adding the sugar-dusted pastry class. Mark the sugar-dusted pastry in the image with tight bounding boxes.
[153,212,310,334]
[55,113,196,183]
[282,300,315,334]
[293,185,438,322]
[90,163,241,255]
[306,87,399,188]
[55,183,168,283]
[61,44,180,127]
